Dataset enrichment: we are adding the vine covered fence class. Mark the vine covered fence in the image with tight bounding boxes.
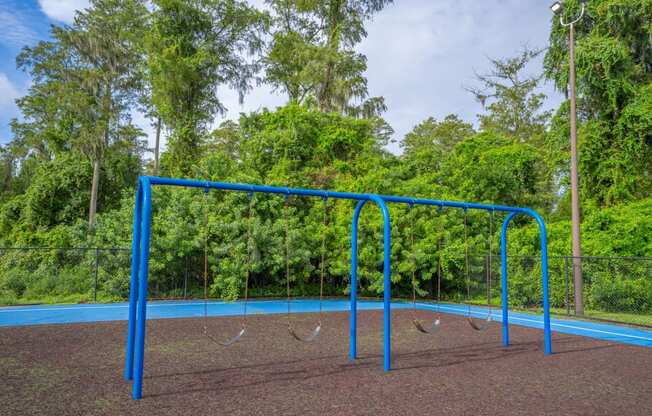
[0,247,651,327]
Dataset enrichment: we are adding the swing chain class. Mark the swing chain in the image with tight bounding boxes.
[242,192,254,327]
[487,209,494,310]
[464,208,470,304]
[465,207,494,332]
[285,195,292,324]
[203,189,210,336]
[202,188,251,345]
[409,203,418,309]
[285,193,325,342]
[318,196,328,320]
[436,208,443,316]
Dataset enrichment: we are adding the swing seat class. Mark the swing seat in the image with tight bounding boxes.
[412,317,441,334]
[219,327,246,346]
[204,326,246,347]
[288,323,321,343]
[467,313,492,332]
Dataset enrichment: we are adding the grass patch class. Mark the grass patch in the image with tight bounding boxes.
[451,296,652,328]
[0,292,124,306]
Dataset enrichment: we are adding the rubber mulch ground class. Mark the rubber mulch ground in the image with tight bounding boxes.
[1,309,652,416]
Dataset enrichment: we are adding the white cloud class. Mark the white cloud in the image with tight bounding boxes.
[38,0,90,24]
[0,10,38,48]
[0,73,24,144]
[217,83,286,125]
[0,73,20,111]
[359,0,563,153]
[28,0,563,155]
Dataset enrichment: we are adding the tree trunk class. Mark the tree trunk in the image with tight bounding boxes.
[89,85,111,228]
[154,116,161,176]
[318,0,344,112]
[88,158,101,227]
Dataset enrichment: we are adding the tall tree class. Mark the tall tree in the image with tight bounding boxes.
[401,115,474,176]
[467,47,552,144]
[14,0,148,226]
[146,0,267,176]
[545,0,652,206]
[265,0,391,116]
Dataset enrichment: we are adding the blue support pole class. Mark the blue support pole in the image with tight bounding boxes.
[124,183,142,381]
[528,210,553,355]
[124,175,555,399]
[133,178,153,400]
[350,200,367,361]
[370,196,392,372]
[500,212,518,348]
[500,210,552,355]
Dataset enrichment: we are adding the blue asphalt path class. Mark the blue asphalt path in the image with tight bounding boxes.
[1,299,651,349]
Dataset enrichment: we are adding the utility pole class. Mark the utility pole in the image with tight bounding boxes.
[550,0,586,316]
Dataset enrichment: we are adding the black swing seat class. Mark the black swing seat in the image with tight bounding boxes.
[412,317,441,334]
[288,323,321,343]
[467,313,492,332]
[204,326,246,347]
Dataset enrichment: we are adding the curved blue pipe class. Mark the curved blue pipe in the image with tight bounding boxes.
[124,182,142,381]
[349,196,392,372]
[500,212,518,347]
[127,175,552,399]
[144,175,531,214]
[500,210,552,355]
[369,195,392,372]
[350,200,366,361]
[132,178,153,400]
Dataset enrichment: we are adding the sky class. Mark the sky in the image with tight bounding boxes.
[0,0,563,155]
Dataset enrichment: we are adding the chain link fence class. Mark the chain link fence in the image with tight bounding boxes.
[483,255,652,327]
[0,247,651,327]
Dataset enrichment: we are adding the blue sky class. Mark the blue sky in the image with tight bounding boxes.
[0,0,563,154]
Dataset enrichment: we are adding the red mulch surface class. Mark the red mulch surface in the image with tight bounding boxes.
[1,309,652,416]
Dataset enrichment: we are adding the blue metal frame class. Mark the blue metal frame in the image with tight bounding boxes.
[125,176,552,399]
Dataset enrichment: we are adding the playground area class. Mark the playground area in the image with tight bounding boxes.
[2,177,651,415]
[2,306,652,415]
[1,0,651,413]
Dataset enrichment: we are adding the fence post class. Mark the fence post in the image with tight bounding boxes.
[183,256,188,299]
[564,256,570,316]
[94,247,100,302]
[485,254,490,304]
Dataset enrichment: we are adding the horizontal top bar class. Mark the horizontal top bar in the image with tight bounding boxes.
[142,176,535,215]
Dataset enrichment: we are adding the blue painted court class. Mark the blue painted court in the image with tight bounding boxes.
[2,299,651,349]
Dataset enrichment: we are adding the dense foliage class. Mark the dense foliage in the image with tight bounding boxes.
[0,0,650,314]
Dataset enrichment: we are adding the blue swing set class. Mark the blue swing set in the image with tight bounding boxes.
[123,175,552,400]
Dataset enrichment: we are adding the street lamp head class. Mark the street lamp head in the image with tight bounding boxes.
[550,1,563,14]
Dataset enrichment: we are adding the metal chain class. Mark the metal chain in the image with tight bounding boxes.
[203,189,210,335]
[318,197,328,322]
[285,194,325,341]
[285,195,291,325]
[436,207,443,316]
[242,193,254,327]
[464,208,471,307]
[410,204,418,311]
[487,209,494,311]
[203,188,251,343]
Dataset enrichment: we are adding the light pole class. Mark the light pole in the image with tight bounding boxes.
[551,0,586,316]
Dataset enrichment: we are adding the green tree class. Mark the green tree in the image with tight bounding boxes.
[13,0,147,226]
[468,47,552,144]
[146,0,267,176]
[442,132,550,208]
[237,103,386,185]
[401,114,474,175]
[544,0,652,205]
[265,0,391,116]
